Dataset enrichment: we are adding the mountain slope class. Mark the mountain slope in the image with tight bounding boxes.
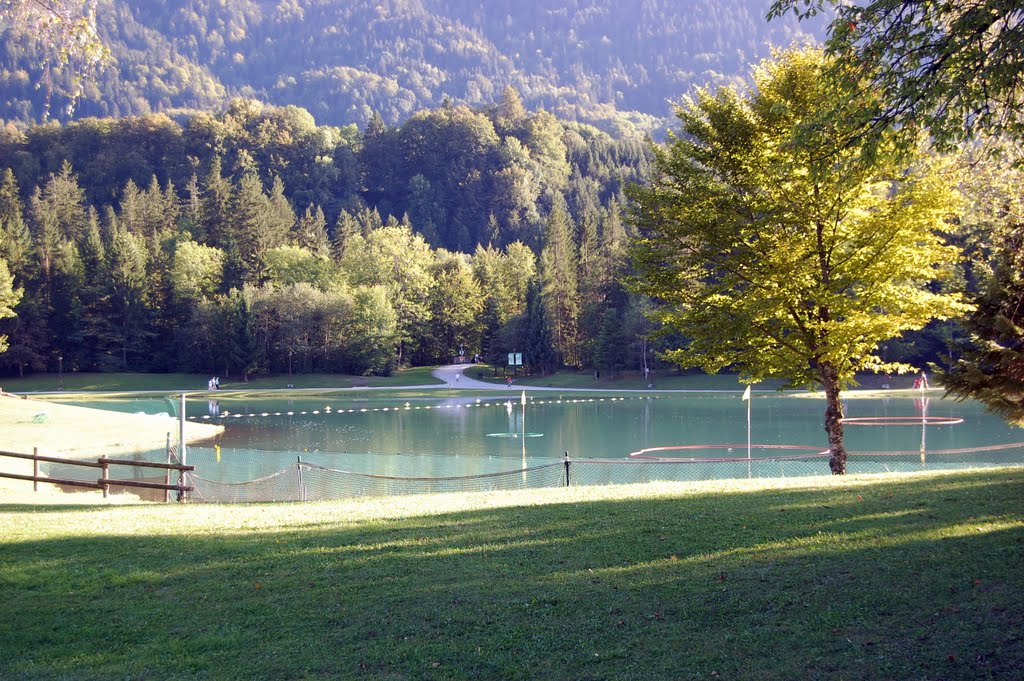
[0,0,826,132]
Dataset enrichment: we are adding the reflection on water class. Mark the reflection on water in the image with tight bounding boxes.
[46,392,1024,483]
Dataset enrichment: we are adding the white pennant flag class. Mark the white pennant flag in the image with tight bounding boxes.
[742,385,751,401]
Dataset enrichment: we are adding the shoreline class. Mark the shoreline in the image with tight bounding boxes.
[0,391,223,503]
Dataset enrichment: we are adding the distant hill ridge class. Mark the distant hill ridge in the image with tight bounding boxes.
[0,0,825,134]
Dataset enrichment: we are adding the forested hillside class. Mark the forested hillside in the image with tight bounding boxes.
[0,0,825,132]
[0,97,659,377]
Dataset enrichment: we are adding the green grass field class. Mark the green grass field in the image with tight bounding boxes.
[489,368,920,392]
[2,366,922,396]
[0,366,445,394]
[2,470,1022,680]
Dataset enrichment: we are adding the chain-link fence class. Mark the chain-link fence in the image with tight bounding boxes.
[177,445,1024,503]
[26,442,1024,503]
[187,460,569,502]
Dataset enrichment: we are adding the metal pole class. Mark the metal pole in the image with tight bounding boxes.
[747,393,751,460]
[564,451,570,487]
[297,456,304,502]
[178,393,188,501]
[521,390,527,459]
[179,393,187,468]
[164,432,171,503]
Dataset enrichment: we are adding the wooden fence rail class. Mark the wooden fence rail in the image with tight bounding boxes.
[0,448,194,501]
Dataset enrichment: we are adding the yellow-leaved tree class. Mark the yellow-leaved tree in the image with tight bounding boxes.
[627,48,970,474]
[0,259,22,353]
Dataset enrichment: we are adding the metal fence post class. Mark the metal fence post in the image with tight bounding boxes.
[296,456,304,502]
[564,451,570,487]
[164,433,171,503]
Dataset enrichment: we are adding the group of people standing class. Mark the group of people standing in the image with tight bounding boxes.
[207,376,221,391]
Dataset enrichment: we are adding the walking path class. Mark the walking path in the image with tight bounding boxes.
[431,364,508,390]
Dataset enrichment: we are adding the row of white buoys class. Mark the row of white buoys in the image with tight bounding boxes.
[194,394,659,420]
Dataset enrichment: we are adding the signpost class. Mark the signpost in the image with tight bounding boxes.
[508,351,524,379]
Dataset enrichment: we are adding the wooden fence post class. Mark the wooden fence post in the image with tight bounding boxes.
[100,457,109,499]
[33,447,38,492]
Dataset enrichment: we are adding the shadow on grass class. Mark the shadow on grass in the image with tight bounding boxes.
[1,471,1022,680]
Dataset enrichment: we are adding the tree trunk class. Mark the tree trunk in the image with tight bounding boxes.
[821,362,848,474]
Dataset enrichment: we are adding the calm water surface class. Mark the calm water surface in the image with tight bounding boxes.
[54,390,1024,483]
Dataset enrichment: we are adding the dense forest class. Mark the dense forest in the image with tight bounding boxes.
[0,94,665,378]
[0,89,987,381]
[0,0,825,133]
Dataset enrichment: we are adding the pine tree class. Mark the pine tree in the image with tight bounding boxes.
[79,212,111,370]
[940,222,1024,424]
[98,228,153,370]
[119,179,144,235]
[48,240,86,369]
[294,204,330,256]
[525,280,556,375]
[182,172,204,241]
[44,161,88,243]
[593,307,627,377]
[539,196,580,367]
[228,288,262,381]
[332,209,360,259]
[202,156,234,252]
[231,173,290,285]
[0,169,32,280]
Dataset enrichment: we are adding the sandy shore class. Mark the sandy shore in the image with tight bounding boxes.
[1,392,222,502]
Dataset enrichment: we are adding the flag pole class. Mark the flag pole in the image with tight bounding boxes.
[521,390,528,462]
[742,384,751,460]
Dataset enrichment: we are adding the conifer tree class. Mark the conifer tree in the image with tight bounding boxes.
[525,279,556,375]
[539,196,580,367]
[941,222,1024,424]
[331,209,359,260]
[231,172,291,285]
[228,288,262,381]
[97,228,152,370]
[0,169,32,279]
[294,204,330,257]
[202,156,234,252]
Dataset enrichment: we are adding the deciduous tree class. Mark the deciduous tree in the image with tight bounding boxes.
[769,0,1024,149]
[0,259,22,353]
[628,49,968,474]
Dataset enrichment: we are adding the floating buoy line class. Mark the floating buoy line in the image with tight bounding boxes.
[193,395,661,420]
[839,415,964,426]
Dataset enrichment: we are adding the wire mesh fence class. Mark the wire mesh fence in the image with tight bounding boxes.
[187,461,569,502]
[176,445,1024,503]
[25,442,1024,503]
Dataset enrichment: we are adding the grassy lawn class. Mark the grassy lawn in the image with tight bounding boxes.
[1,366,921,395]
[0,366,445,394]
[470,367,917,392]
[1,469,1021,680]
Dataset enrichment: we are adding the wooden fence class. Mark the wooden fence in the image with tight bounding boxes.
[0,449,194,502]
